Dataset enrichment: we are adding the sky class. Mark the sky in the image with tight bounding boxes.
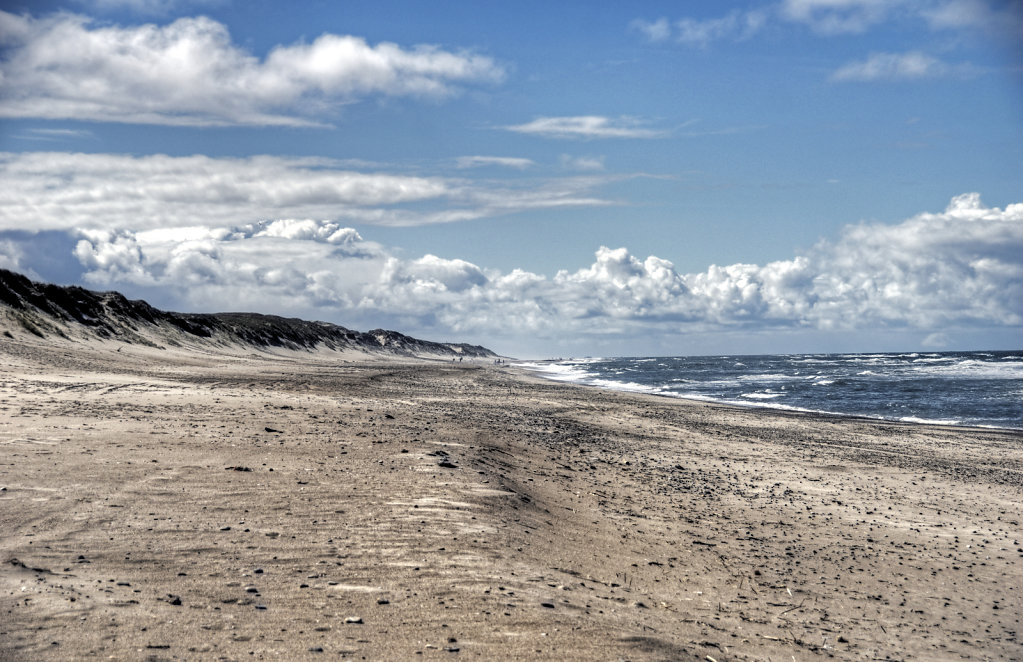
[0,0,1021,358]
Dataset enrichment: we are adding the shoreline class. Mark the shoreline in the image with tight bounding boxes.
[521,369,1023,433]
[514,356,1023,432]
[2,339,1021,660]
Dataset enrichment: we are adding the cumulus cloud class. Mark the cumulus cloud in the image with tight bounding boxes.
[0,240,31,275]
[503,116,668,140]
[53,193,1023,349]
[0,10,504,127]
[0,152,610,232]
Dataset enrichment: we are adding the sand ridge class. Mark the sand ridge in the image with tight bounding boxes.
[1,338,1021,660]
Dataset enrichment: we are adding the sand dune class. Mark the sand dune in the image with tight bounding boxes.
[1,335,1021,661]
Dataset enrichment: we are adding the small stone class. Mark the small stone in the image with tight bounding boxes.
[376,598,390,605]
[308,646,324,652]
[255,604,267,610]
[344,616,363,624]
[838,636,848,643]
[540,602,555,609]
[438,460,458,469]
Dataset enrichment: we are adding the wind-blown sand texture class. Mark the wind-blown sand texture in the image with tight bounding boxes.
[1,339,1021,661]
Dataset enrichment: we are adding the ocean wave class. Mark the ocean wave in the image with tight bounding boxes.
[514,362,597,382]
[589,378,659,394]
[736,373,799,382]
[915,359,1023,379]
[520,352,1022,430]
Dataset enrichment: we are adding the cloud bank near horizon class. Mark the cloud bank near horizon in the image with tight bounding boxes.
[4,192,1018,350]
[0,152,610,230]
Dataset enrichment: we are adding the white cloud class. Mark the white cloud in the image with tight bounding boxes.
[560,155,605,170]
[922,0,1023,34]
[921,331,951,347]
[780,0,902,34]
[635,1,1019,49]
[455,156,535,169]
[631,10,767,46]
[0,10,504,127]
[74,230,152,284]
[630,17,671,42]
[53,193,1023,349]
[0,240,32,275]
[831,51,955,80]
[79,0,221,14]
[0,152,610,232]
[16,128,95,141]
[677,10,769,46]
[255,220,364,246]
[503,116,668,139]
[560,155,605,171]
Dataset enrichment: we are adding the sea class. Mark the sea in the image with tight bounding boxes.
[517,350,1023,430]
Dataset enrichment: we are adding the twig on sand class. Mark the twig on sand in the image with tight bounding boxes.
[777,598,806,617]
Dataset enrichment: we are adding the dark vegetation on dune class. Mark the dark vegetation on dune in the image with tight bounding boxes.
[0,269,495,358]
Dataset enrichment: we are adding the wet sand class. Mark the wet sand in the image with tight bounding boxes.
[1,338,1021,660]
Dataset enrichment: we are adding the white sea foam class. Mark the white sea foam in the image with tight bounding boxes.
[916,359,1023,379]
[737,373,799,382]
[514,362,596,383]
[589,378,658,394]
[900,416,960,426]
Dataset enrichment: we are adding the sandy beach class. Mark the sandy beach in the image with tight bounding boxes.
[1,338,1021,661]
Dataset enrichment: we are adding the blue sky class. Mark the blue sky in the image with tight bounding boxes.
[1,0,1021,357]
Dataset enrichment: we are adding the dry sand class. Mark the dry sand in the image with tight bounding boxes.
[1,338,1021,661]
